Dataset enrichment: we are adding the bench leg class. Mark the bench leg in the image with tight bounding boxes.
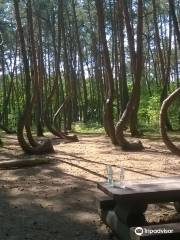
[97,196,148,239]
[105,210,130,240]
[115,203,148,227]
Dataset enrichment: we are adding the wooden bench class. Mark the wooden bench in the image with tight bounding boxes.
[97,176,180,240]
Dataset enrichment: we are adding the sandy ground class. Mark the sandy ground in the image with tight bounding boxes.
[0,133,180,240]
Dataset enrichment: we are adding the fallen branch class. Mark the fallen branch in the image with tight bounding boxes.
[0,158,51,169]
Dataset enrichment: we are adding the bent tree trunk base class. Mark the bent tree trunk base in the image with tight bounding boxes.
[14,0,55,155]
[115,121,144,151]
[45,113,78,143]
[45,82,78,143]
[115,98,144,152]
[53,97,79,142]
[18,131,55,155]
[121,140,144,151]
[17,101,55,155]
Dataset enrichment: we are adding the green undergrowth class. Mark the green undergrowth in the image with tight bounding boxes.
[72,122,105,134]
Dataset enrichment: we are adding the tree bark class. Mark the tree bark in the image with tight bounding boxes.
[14,0,54,154]
[118,0,129,115]
[152,0,173,131]
[95,0,117,145]
[160,88,180,156]
[44,0,78,142]
[115,0,144,151]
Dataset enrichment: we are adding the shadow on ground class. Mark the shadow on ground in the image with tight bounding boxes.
[0,165,111,240]
[0,132,180,240]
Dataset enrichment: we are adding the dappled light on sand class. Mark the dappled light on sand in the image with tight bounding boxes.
[0,133,180,239]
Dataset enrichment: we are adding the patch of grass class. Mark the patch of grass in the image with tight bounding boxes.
[139,125,160,134]
[73,122,105,134]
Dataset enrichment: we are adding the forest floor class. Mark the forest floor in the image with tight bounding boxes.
[0,132,180,240]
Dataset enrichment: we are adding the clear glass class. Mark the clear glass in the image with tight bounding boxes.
[119,162,125,189]
[106,165,114,186]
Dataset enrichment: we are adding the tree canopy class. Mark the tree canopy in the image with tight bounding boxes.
[0,0,180,155]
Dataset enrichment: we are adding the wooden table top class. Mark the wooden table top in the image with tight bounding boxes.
[97,176,180,203]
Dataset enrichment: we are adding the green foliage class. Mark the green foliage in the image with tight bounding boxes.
[139,92,160,130]
[0,0,179,137]
[138,83,180,131]
[73,122,104,134]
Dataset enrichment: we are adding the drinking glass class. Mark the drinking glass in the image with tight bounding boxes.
[106,165,114,186]
[119,162,125,189]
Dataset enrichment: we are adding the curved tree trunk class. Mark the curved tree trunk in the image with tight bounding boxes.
[17,99,54,155]
[115,86,144,151]
[115,0,144,151]
[44,0,78,143]
[160,0,180,156]
[44,78,65,139]
[53,97,70,130]
[160,88,180,156]
[95,0,117,145]
[14,0,54,155]
[121,0,143,137]
[45,95,78,142]
[53,96,78,141]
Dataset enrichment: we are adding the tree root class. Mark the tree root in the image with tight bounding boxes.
[120,140,144,151]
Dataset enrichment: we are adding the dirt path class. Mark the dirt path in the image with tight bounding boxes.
[0,133,180,240]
